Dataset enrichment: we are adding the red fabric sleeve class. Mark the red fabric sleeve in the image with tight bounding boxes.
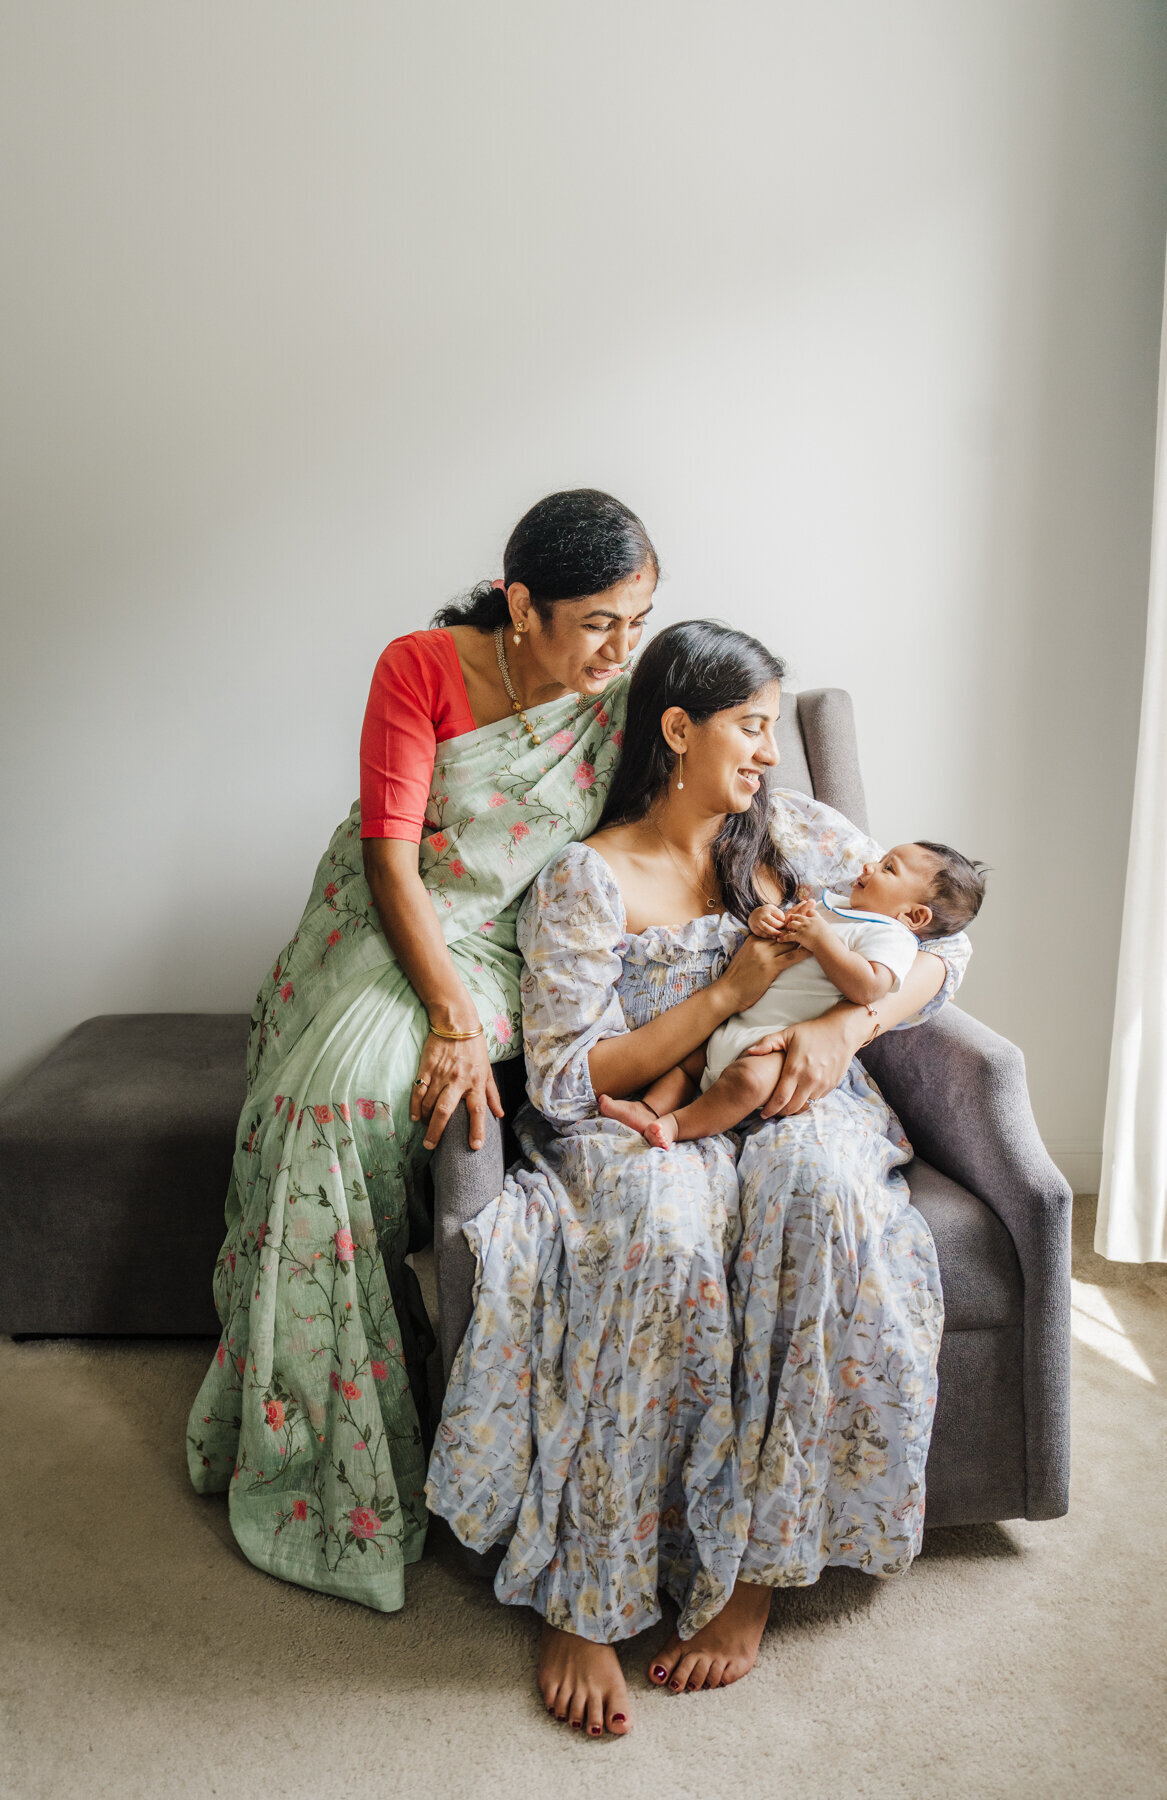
[359,631,476,841]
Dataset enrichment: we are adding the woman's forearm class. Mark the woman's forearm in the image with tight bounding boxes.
[587,981,739,1099]
[362,838,479,1032]
[843,950,945,1040]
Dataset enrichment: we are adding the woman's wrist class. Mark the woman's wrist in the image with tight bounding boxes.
[834,1001,877,1051]
[421,990,480,1036]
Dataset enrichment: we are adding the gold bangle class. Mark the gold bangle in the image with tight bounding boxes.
[426,1020,485,1041]
[860,1002,882,1048]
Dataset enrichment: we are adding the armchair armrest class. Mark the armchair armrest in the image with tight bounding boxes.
[859,1006,1072,1520]
[429,1058,526,1382]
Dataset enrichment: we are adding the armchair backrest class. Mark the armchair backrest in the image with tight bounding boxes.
[775,687,869,836]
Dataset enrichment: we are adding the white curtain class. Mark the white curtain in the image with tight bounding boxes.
[1096,244,1167,1263]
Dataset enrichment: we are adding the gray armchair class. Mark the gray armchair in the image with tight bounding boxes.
[432,687,1072,1530]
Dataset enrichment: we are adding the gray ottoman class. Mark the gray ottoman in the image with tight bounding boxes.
[0,1014,249,1336]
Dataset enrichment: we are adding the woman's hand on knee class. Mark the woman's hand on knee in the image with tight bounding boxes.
[410,1034,504,1151]
[753,1010,867,1117]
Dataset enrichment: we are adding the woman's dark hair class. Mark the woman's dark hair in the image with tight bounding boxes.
[598,620,798,924]
[433,489,658,631]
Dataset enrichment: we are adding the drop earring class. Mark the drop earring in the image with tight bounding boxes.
[513,622,523,647]
[676,750,685,791]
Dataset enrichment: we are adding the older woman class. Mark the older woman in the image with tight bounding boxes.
[187,490,656,1610]
[427,621,969,1736]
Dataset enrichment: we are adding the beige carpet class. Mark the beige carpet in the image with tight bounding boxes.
[2,1197,1163,1800]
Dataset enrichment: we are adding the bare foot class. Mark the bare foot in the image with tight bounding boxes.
[598,1094,658,1140]
[539,1623,631,1737]
[648,1579,772,1693]
[644,1113,679,1150]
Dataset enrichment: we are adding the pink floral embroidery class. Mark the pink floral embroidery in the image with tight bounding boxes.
[509,822,530,841]
[612,728,624,749]
[356,1098,375,1119]
[279,982,294,1003]
[274,1094,284,1113]
[226,1252,236,1274]
[216,1343,226,1368]
[371,1360,389,1380]
[429,831,448,852]
[342,1380,361,1400]
[292,1499,308,1521]
[336,1101,350,1122]
[314,1104,333,1125]
[349,1507,381,1540]
[574,761,596,789]
[257,1223,268,1249]
[329,1371,341,1393]
[493,1014,513,1044]
[353,1439,367,1453]
[326,929,341,947]
[323,882,338,899]
[265,1399,285,1430]
[551,729,574,752]
[334,1228,354,1263]
[487,792,507,808]
[596,709,609,727]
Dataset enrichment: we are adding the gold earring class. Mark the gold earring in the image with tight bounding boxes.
[676,750,685,791]
[513,622,523,647]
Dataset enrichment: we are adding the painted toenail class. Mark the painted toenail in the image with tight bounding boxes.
[652,1666,666,1680]
[590,1726,601,1735]
[612,1713,626,1722]
[669,1681,681,1691]
[571,1721,582,1730]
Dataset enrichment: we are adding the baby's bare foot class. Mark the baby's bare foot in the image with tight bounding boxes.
[644,1113,679,1150]
[598,1094,658,1139]
[648,1579,772,1693]
[539,1623,631,1736]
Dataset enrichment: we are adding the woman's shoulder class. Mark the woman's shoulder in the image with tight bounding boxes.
[373,627,459,674]
[541,836,620,890]
[523,840,625,928]
[367,628,474,722]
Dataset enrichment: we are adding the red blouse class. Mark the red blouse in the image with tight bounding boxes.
[359,629,477,841]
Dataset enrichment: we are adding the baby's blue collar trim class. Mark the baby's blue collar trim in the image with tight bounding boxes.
[821,889,919,944]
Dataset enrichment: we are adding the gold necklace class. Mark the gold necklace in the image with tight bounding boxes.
[494,625,543,747]
[650,817,720,913]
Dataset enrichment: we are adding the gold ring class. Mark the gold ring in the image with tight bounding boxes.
[414,1077,429,1089]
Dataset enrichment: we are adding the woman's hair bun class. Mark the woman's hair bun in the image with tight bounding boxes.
[433,489,658,630]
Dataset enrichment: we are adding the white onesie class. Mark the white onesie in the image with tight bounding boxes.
[701,892,920,1090]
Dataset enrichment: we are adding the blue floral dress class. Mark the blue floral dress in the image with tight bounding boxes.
[426,793,970,1644]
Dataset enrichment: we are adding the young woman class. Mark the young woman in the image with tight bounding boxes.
[427,621,970,1737]
[187,490,657,1611]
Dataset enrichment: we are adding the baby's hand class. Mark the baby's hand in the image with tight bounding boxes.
[749,903,787,939]
[777,899,826,945]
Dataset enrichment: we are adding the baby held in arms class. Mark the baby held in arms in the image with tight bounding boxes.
[600,842,987,1149]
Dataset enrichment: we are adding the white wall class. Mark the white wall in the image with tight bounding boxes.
[3,1,1166,1189]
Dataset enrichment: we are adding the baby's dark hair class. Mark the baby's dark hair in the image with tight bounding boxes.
[914,842,988,938]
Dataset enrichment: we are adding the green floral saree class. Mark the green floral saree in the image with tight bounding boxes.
[187,680,627,1611]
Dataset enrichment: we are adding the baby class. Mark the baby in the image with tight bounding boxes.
[600,841,986,1149]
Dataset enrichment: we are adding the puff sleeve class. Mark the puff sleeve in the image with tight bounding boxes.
[516,844,630,1124]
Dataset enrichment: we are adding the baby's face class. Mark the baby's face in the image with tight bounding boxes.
[850,844,936,925]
